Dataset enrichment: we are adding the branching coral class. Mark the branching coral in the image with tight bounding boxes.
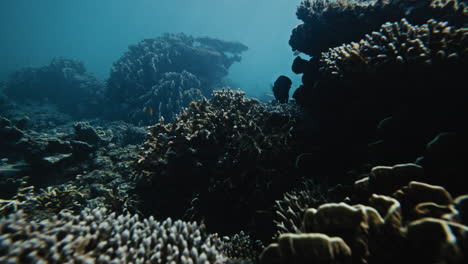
[320,18,468,78]
[105,33,248,124]
[291,0,467,56]
[0,207,226,263]
[135,90,302,237]
[0,181,86,220]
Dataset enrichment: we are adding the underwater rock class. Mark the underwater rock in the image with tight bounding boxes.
[73,121,105,146]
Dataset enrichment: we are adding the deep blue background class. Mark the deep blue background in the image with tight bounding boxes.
[0,0,302,97]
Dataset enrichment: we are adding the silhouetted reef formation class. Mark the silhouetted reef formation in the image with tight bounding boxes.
[134,90,304,239]
[291,0,468,186]
[0,1,468,263]
[3,58,104,118]
[105,33,248,125]
[258,0,468,263]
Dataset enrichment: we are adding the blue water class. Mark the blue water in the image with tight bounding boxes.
[0,0,301,98]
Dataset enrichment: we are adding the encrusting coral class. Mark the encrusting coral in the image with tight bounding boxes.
[265,162,468,264]
[0,207,226,263]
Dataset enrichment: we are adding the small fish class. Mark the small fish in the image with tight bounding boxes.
[190,101,199,106]
[143,106,153,116]
[88,100,98,105]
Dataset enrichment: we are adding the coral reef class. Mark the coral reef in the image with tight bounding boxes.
[105,33,248,124]
[135,90,303,238]
[290,0,468,188]
[0,115,144,197]
[0,182,86,220]
[290,0,467,57]
[221,231,264,264]
[3,57,104,118]
[0,207,226,263]
[262,163,468,264]
[1,0,467,262]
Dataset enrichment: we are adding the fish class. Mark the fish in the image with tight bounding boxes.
[143,106,153,116]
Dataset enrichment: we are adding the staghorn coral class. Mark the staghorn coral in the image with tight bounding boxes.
[73,122,105,146]
[105,33,247,124]
[0,207,226,263]
[0,180,87,220]
[135,89,302,237]
[291,0,467,56]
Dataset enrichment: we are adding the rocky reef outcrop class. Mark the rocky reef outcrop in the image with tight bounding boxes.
[105,33,248,125]
[260,1,468,262]
[3,57,104,118]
